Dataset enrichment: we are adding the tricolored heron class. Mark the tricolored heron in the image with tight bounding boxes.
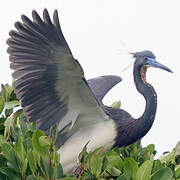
[7,9,172,173]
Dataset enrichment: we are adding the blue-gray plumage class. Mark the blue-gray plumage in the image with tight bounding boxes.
[7,9,173,173]
[87,75,122,104]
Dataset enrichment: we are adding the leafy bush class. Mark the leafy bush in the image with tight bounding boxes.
[0,84,180,180]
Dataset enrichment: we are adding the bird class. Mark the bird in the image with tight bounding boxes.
[7,9,173,173]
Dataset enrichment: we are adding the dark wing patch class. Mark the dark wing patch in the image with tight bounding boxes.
[7,9,108,138]
[87,75,122,103]
[7,9,71,132]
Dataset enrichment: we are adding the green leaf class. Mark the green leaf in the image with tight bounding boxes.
[0,135,6,146]
[175,165,180,178]
[0,96,5,114]
[26,175,37,180]
[0,154,7,167]
[16,137,25,163]
[91,146,104,156]
[116,174,127,180]
[111,101,121,108]
[167,162,175,171]
[0,167,21,180]
[146,144,155,154]
[39,136,51,147]
[124,157,138,179]
[136,160,153,180]
[5,100,20,110]
[107,167,121,176]
[33,150,40,167]
[78,141,89,164]
[1,143,14,160]
[103,152,123,177]
[56,164,64,178]
[0,84,6,101]
[52,148,60,166]
[159,150,175,164]
[24,137,33,151]
[1,143,15,162]
[150,167,173,180]
[27,176,46,180]
[1,143,18,171]
[40,157,49,178]
[32,129,49,158]
[0,118,6,131]
[4,115,14,136]
[27,149,37,174]
[106,151,123,171]
[102,156,108,172]
[22,158,28,176]
[175,141,180,156]
[9,89,17,101]
[1,85,14,102]
[37,177,47,180]
[152,160,163,173]
[89,154,103,177]
[5,108,13,117]
[59,177,77,180]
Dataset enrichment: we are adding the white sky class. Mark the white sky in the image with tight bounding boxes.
[0,0,180,156]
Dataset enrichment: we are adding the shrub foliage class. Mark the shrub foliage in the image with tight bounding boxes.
[0,84,180,180]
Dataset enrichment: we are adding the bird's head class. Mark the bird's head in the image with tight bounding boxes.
[131,50,173,83]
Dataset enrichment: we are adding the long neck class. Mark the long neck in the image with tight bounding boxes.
[113,63,158,148]
[133,64,157,138]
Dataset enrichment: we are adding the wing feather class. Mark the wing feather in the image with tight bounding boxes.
[7,9,107,135]
[87,75,122,103]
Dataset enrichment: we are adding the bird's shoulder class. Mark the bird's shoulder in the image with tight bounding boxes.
[103,105,132,122]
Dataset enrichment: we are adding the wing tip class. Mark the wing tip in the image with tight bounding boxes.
[53,9,58,19]
[43,8,52,24]
[32,9,38,17]
[6,38,12,46]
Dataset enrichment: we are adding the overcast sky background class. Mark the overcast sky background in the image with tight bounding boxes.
[0,0,179,156]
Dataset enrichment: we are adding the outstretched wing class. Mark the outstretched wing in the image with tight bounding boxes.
[87,75,122,103]
[7,9,108,134]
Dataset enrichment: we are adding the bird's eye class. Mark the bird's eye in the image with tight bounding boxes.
[144,57,148,61]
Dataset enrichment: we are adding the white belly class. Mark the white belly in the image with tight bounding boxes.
[58,119,117,173]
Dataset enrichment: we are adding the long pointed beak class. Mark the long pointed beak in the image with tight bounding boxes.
[146,58,173,73]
